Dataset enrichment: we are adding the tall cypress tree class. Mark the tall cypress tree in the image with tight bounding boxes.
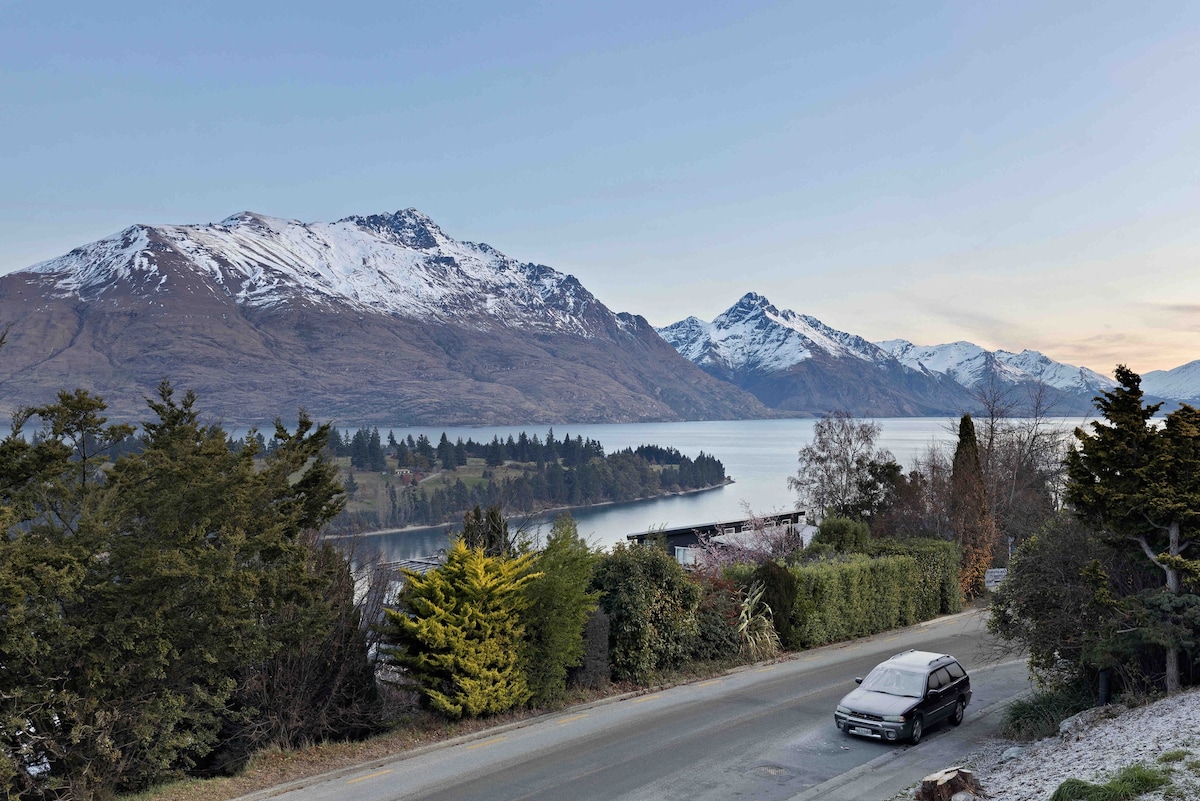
[951,414,998,598]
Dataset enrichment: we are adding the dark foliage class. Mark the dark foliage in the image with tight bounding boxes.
[751,561,802,650]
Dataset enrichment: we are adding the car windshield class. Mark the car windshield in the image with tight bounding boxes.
[860,666,925,698]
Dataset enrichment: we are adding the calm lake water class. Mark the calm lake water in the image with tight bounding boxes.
[333,417,1087,563]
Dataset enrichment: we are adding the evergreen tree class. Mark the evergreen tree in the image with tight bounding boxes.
[520,516,599,705]
[486,436,504,467]
[0,383,359,796]
[368,426,385,471]
[951,414,998,598]
[1066,366,1200,693]
[460,504,516,557]
[414,434,435,465]
[383,539,537,718]
[437,432,455,471]
[0,389,133,798]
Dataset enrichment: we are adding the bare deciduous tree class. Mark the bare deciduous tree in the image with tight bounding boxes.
[788,411,896,520]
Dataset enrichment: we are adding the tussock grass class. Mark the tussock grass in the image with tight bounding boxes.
[1049,763,1170,801]
[1000,682,1094,742]
[1158,749,1189,764]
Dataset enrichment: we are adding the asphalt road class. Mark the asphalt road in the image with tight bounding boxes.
[247,609,1029,801]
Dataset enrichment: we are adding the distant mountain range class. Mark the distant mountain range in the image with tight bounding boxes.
[2,213,1194,426]
[0,210,765,425]
[659,293,1199,416]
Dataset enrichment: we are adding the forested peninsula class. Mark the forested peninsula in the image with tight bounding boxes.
[321,427,729,530]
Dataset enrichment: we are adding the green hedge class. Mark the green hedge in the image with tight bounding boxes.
[791,555,921,647]
[866,539,962,619]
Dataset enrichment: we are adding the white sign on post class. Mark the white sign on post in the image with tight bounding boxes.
[985,568,1008,591]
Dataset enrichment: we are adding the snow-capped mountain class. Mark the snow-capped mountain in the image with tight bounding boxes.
[659,292,891,373]
[30,209,603,337]
[877,340,1118,396]
[1142,360,1200,402]
[659,293,975,416]
[0,210,765,425]
[661,294,1141,416]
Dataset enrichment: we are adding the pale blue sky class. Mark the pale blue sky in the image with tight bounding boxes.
[3,1,1199,373]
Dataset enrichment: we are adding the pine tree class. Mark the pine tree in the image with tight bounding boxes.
[460,504,515,557]
[1067,366,1200,693]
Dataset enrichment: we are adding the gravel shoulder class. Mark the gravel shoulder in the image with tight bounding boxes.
[907,687,1200,801]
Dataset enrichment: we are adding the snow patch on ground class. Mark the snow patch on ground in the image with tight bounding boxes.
[916,689,1200,800]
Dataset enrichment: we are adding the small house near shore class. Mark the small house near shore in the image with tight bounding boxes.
[626,510,815,566]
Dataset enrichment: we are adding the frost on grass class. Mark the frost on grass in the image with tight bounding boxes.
[954,688,1200,801]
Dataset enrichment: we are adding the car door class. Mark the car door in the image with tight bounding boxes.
[926,667,955,722]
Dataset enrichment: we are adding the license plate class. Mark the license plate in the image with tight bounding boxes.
[851,727,874,736]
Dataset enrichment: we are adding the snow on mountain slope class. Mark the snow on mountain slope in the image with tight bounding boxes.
[28,209,603,336]
[1143,360,1200,401]
[877,339,1116,394]
[994,349,1117,394]
[657,292,891,373]
[876,340,1022,386]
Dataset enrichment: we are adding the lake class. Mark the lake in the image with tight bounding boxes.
[333,416,1087,562]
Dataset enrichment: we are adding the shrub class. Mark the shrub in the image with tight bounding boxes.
[689,574,742,663]
[737,580,781,661]
[568,608,611,690]
[752,561,801,650]
[1000,681,1094,742]
[813,517,870,552]
[383,540,537,719]
[592,543,701,683]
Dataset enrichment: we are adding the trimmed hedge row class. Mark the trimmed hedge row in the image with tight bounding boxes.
[792,555,920,647]
[865,538,962,619]
[722,538,963,651]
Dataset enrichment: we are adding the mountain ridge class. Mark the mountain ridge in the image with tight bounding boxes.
[0,210,769,426]
[659,293,1195,415]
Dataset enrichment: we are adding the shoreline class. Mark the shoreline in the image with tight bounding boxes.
[323,477,735,539]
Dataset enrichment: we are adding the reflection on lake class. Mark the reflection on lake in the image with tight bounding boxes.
[328,417,1085,563]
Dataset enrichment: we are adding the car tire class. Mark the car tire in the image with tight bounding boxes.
[950,698,965,726]
[909,716,923,745]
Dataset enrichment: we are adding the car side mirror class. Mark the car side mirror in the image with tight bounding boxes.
[854,677,863,685]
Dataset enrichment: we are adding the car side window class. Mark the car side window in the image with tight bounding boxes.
[927,669,944,691]
[946,661,965,680]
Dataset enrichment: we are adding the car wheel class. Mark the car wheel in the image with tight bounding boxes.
[950,698,965,726]
[909,716,924,744]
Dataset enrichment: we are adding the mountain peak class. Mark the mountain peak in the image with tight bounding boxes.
[19,208,613,337]
[660,294,889,374]
[727,291,777,316]
[339,208,447,250]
